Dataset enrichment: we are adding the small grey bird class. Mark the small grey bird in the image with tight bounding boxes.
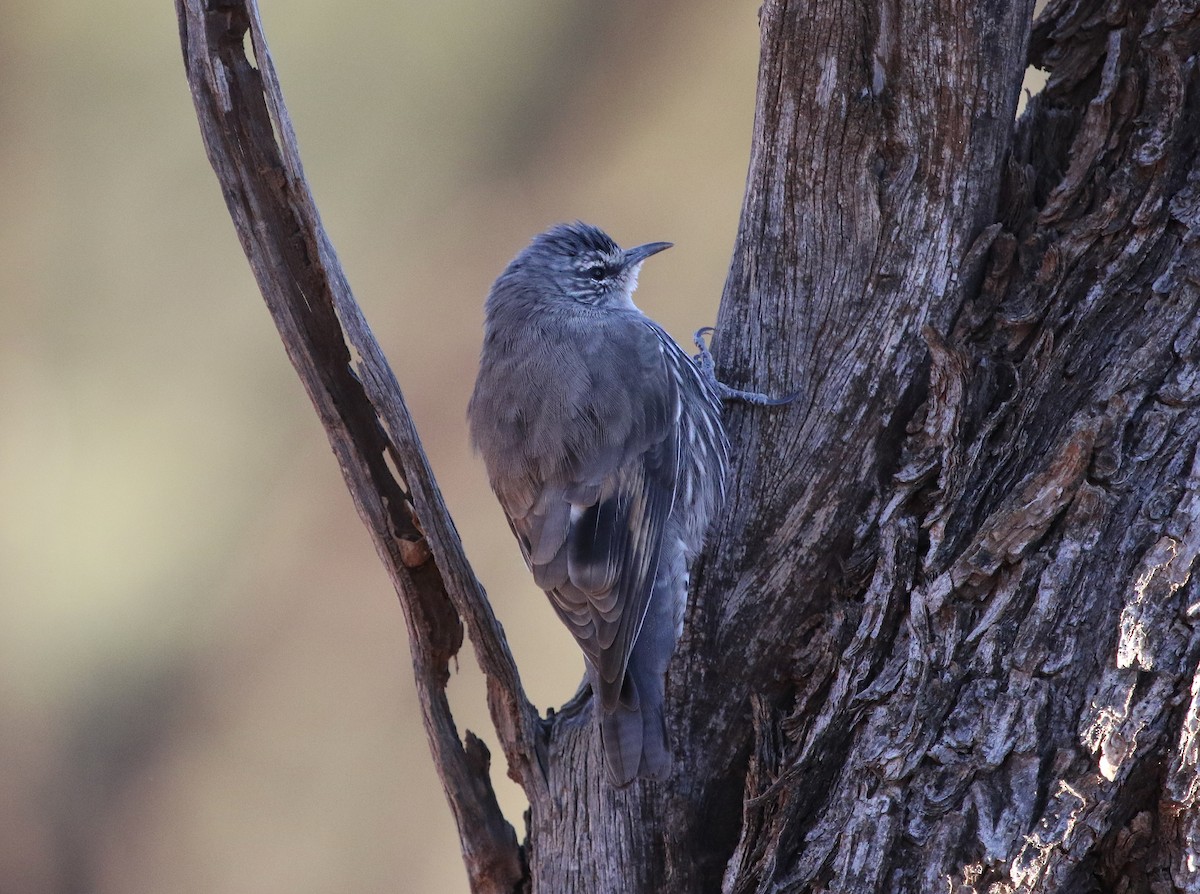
[468,222,729,786]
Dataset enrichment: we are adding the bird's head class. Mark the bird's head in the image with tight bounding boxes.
[495,222,672,312]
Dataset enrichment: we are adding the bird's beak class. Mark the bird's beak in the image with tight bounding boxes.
[622,241,673,267]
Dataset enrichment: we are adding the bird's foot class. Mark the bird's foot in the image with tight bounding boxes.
[692,327,801,407]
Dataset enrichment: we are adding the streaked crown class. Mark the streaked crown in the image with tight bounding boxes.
[493,222,672,310]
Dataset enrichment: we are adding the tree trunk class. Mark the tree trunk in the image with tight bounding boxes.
[178,0,1200,891]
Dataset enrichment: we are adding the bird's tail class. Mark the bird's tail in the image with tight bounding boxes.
[596,556,682,786]
[599,673,670,786]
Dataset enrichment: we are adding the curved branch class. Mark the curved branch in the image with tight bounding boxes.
[175,1,541,889]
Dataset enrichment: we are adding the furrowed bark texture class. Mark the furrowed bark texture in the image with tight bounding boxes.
[701,0,1200,891]
[178,0,1200,890]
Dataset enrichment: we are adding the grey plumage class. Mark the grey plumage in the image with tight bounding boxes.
[468,222,729,786]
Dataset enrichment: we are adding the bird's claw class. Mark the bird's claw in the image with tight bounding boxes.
[692,326,801,407]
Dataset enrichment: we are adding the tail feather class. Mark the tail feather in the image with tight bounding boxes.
[596,555,680,786]
[599,675,670,786]
[594,536,687,786]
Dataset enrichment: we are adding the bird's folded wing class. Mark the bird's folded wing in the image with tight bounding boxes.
[507,436,675,712]
[501,322,682,711]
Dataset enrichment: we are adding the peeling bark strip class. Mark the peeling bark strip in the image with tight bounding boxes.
[177,0,1200,891]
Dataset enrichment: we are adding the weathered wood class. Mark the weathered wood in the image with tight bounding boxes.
[702,0,1200,891]
[177,0,1200,890]
[175,2,537,890]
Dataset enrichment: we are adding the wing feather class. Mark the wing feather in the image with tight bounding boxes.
[495,317,681,713]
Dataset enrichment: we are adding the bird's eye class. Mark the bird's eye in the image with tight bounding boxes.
[586,265,607,281]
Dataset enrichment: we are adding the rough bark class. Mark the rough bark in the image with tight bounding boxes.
[704,1,1200,891]
[176,3,539,891]
[177,0,1200,892]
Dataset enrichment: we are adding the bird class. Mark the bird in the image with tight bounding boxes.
[467,221,730,786]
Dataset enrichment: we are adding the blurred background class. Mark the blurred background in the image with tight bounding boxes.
[0,2,760,891]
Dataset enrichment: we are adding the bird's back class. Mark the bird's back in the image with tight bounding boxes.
[469,303,675,516]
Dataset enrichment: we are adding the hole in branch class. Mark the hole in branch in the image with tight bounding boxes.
[1017,65,1049,117]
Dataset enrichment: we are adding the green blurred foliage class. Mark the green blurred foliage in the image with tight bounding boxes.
[0,1,760,891]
